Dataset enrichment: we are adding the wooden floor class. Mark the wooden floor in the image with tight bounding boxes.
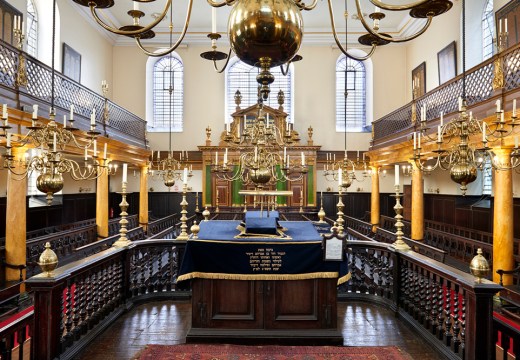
[73,300,447,360]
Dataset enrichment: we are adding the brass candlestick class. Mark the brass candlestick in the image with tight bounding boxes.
[113,182,131,247]
[195,192,200,212]
[392,185,410,250]
[215,190,220,213]
[202,206,210,221]
[336,188,345,235]
[299,190,304,213]
[243,198,248,213]
[176,183,189,240]
[318,193,326,223]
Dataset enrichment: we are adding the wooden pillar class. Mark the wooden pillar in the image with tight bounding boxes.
[5,147,27,282]
[96,171,109,239]
[139,165,149,233]
[370,166,380,233]
[493,149,514,284]
[411,162,424,241]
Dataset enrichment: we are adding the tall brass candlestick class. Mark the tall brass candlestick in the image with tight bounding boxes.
[392,185,410,250]
[336,188,345,235]
[176,183,189,240]
[113,181,131,247]
[318,192,326,223]
[195,192,200,212]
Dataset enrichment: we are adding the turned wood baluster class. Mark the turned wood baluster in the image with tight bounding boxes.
[91,272,99,326]
[130,252,138,297]
[444,282,453,346]
[452,287,461,354]
[106,263,115,311]
[424,274,431,328]
[430,276,439,335]
[399,264,408,307]
[412,268,420,319]
[83,274,92,333]
[72,276,84,339]
[167,247,174,291]
[139,251,147,295]
[418,272,426,324]
[157,248,164,292]
[147,248,155,293]
[460,296,466,358]
[63,280,73,349]
[437,278,444,340]
[359,254,367,293]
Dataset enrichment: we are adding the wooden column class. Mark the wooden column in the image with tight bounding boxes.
[370,166,380,233]
[493,149,514,284]
[5,147,27,282]
[139,165,149,232]
[96,171,109,239]
[411,162,424,241]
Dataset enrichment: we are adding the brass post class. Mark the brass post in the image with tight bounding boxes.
[176,183,190,240]
[392,185,410,250]
[336,188,345,235]
[113,182,131,247]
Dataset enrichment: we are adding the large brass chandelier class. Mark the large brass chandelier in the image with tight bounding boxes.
[74,0,452,99]
[412,0,520,195]
[211,102,307,189]
[1,0,116,205]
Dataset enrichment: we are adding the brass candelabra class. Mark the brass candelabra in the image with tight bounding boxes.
[391,185,410,250]
[176,183,189,240]
[113,181,131,247]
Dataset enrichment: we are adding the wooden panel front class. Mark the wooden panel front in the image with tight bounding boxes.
[265,279,319,329]
[203,279,263,329]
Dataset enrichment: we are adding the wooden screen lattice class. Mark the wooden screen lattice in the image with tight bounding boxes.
[373,105,412,139]
[503,45,520,91]
[0,39,147,147]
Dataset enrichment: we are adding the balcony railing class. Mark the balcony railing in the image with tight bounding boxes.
[0,40,147,148]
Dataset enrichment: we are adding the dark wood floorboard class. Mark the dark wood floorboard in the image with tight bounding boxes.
[73,300,447,360]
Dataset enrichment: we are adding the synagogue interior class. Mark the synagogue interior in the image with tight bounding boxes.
[0,0,519,359]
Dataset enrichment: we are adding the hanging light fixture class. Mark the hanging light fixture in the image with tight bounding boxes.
[73,0,452,102]
[147,22,192,188]
[1,0,116,205]
[412,0,520,195]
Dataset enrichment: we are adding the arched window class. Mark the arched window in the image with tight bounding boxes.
[149,54,183,132]
[26,0,38,57]
[482,0,494,60]
[336,55,367,132]
[225,57,293,122]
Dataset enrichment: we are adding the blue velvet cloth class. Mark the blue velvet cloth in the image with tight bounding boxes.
[243,211,280,235]
[178,220,350,285]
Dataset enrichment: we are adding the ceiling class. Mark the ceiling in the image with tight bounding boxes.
[75,0,430,46]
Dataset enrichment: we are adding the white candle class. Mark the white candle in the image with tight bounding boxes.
[254,146,258,162]
[440,111,443,126]
[215,151,218,164]
[483,123,487,142]
[496,99,501,112]
[514,99,517,117]
[103,143,107,159]
[418,132,421,148]
[93,139,97,156]
[375,6,380,12]
[122,163,128,183]
[459,97,463,111]
[91,109,96,126]
[133,1,140,11]
[224,148,228,165]
[84,147,88,161]
[287,154,290,166]
[70,104,74,120]
[157,150,160,160]
[395,164,399,186]
[212,7,217,33]
[283,147,286,164]
[437,126,441,142]
[33,104,38,119]
[363,153,366,161]
[301,152,305,166]
[53,133,57,152]
[183,167,188,184]
[63,115,67,127]
[413,132,417,149]
[338,168,342,186]
[226,121,230,133]
[506,18,508,32]
[357,150,360,159]
[2,104,6,118]
[501,111,505,123]
[6,132,10,147]
[515,136,519,148]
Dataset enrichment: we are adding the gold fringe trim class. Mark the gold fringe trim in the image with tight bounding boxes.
[178,271,341,282]
[187,239,322,245]
[337,272,351,286]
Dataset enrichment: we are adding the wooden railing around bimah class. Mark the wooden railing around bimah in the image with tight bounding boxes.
[370,42,520,147]
[14,237,500,360]
[0,39,147,148]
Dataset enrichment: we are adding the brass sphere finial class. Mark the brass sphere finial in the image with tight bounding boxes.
[190,221,200,239]
[38,242,58,277]
[202,206,210,221]
[470,248,490,283]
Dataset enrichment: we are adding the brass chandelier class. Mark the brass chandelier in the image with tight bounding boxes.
[73,0,452,100]
[1,0,116,205]
[211,102,307,189]
[412,0,520,195]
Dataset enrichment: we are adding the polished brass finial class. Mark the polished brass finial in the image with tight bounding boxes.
[38,242,58,277]
[470,248,490,283]
[190,221,200,239]
[202,206,210,221]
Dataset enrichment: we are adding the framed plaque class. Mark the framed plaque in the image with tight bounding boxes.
[322,231,346,261]
[437,41,456,85]
[62,43,81,82]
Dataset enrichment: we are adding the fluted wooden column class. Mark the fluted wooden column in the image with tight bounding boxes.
[411,162,424,241]
[493,149,514,284]
[6,147,27,283]
[370,166,380,233]
[96,171,109,239]
[139,166,149,232]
